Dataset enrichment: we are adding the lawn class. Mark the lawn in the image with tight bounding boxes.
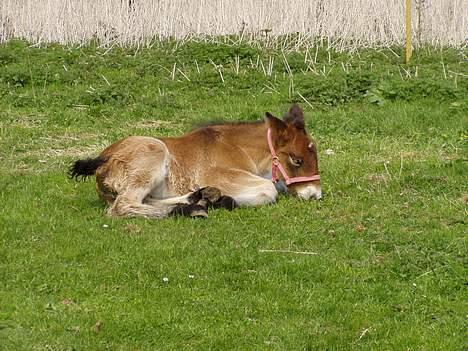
[0,40,466,350]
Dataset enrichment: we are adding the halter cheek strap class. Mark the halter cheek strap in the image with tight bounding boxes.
[267,128,320,186]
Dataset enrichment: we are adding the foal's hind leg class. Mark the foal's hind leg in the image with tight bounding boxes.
[96,137,220,218]
[109,186,222,218]
[108,186,170,218]
[145,186,223,218]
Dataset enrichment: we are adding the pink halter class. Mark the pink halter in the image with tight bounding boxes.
[267,128,320,186]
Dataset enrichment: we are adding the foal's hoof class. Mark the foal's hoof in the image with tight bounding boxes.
[189,205,209,218]
[169,203,208,218]
[189,186,222,204]
[211,195,238,211]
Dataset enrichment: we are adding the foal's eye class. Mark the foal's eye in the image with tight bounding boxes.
[289,155,303,167]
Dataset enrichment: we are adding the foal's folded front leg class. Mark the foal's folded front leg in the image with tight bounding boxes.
[201,168,278,207]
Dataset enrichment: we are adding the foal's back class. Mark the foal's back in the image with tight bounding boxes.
[162,124,260,174]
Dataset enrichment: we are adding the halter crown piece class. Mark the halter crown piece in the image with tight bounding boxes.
[267,128,320,185]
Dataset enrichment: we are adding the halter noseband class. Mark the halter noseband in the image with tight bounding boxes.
[267,128,320,186]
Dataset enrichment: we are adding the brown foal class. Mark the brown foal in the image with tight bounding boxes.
[69,104,321,218]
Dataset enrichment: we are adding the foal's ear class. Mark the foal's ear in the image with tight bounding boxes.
[265,112,287,131]
[283,104,305,130]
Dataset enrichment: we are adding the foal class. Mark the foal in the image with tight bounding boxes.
[69,104,321,218]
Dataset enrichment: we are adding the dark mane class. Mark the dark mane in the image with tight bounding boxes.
[191,119,263,130]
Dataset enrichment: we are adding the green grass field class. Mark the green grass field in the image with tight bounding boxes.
[0,40,466,350]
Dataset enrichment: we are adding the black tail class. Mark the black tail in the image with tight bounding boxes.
[68,156,108,181]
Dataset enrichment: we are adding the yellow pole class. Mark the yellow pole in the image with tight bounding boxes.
[405,0,412,64]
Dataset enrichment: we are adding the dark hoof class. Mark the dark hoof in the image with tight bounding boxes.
[189,206,209,218]
[210,196,238,211]
[189,186,222,204]
[169,203,208,218]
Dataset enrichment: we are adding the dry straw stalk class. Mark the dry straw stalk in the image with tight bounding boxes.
[0,0,466,49]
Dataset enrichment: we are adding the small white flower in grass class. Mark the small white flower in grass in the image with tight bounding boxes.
[324,149,335,155]
[162,277,169,283]
[188,274,195,279]
[102,224,109,228]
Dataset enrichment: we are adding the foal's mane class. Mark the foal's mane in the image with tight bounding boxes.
[191,119,264,131]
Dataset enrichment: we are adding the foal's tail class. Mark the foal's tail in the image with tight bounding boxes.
[68,156,108,181]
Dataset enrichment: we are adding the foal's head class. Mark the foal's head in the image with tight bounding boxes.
[266,104,321,200]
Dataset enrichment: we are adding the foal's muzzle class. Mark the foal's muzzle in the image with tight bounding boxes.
[292,183,322,200]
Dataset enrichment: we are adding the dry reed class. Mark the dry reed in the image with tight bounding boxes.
[0,0,466,49]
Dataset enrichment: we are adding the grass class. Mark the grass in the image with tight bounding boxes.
[0,40,466,350]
